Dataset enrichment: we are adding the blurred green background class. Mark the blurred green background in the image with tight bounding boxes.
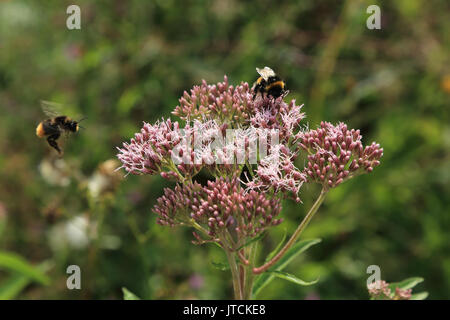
[0,0,449,299]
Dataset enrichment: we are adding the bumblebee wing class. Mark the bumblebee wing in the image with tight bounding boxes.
[256,67,276,81]
[41,100,83,121]
[40,100,64,118]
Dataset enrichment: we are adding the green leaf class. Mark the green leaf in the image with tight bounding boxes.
[0,251,50,285]
[252,238,321,298]
[122,287,141,300]
[265,229,287,262]
[389,277,424,291]
[0,274,31,300]
[268,271,319,286]
[236,232,265,251]
[410,291,428,300]
[211,261,230,271]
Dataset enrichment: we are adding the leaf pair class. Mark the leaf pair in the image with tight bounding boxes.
[252,238,322,298]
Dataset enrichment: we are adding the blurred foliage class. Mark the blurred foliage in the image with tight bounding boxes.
[0,0,449,299]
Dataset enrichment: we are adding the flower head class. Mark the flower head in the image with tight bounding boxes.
[116,118,206,181]
[153,182,202,227]
[117,118,181,177]
[245,144,306,201]
[367,280,413,300]
[250,97,305,144]
[297,121,383,188]
[153,177,282,242]
[367,280,391,298]
[395,287,412,300]
[172,76,254,123]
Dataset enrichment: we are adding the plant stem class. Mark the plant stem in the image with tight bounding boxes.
[237,250,249,265]
[190,219,210,236]
[225,249,242,299]
[243,242,257,299]
[253,188,328,274]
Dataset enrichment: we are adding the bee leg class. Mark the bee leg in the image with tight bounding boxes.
[252,84,261,100]
[47,133,62,154]
[252,90,262,100]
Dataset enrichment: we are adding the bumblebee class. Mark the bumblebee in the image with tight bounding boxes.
[252,67,287,99]
[36,101,84,155]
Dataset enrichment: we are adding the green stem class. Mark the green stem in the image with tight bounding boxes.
[243,242,257,299]
[190,219,210,236]
[253,188,328,274]
[225,248,242,299]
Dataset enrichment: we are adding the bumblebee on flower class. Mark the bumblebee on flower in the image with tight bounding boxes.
[252,66,287,100]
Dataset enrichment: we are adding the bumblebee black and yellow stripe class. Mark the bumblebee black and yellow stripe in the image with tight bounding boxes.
[265,80,285,91]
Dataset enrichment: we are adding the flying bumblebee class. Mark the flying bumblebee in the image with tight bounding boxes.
[252,66,287,99]
[36,101,84,155]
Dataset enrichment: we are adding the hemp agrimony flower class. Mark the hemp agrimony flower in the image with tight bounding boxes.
[297,121,383,188]
[172,77,255,123]
[117,71,385,300]
[117,118,189,179]
[154,178,282,241]
[367,280,413,300]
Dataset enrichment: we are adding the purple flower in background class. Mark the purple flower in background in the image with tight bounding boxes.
[189,274,204,291]
[304,292,320,300]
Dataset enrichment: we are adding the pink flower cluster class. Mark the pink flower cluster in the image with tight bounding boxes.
[250,97,305,142]
[172,76,306,139]
[117,119,242,181]
[116,118,190,179]
[245,144,306,202]
[153,182,202,227]
[153,178,282,240]
[367,280,391,297]
[117,74,384,243]
[116,71,391,300]
[297,121,383,188]
[172,76,254,122]
[367,280,412,300]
